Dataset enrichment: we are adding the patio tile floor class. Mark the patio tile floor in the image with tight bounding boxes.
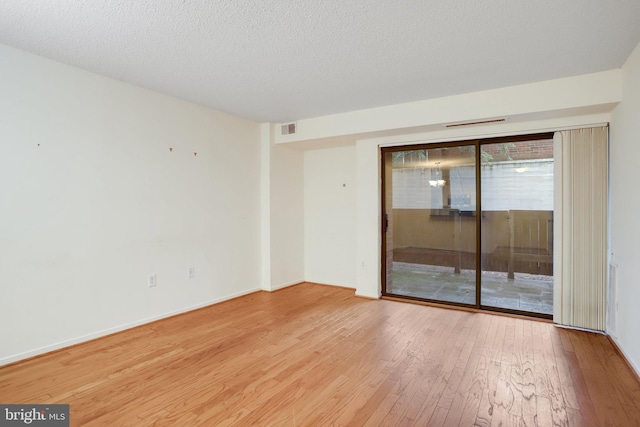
[387,261,553,315]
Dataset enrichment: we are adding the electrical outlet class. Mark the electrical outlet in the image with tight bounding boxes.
[188,267,195,279]
[148,274,157,287]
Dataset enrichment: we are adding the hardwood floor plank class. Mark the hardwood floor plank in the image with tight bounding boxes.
[472,314,509,426]
[345,376,399,426]
[412,312,478,425]
[535,395,553,427]
[445,315,498,426]
[427,406,450,426]
[362,391,400,427]
[537,322,569,426]
[549,328,581,411]
[434,312,485,413]
[590,334,640,408]
[1,283,639,426]
[569,330,631,426]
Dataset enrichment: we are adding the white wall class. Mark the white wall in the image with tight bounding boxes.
[610,41,640,375]
[276,70,621,145]
[269,140,305,290]
[279,72,621,299]
[304,146,357,288]
[0,44,262,365]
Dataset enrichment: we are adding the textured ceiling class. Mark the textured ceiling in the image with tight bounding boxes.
[1,1,640,123]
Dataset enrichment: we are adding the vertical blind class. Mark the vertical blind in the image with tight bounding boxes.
[553,127,608,331]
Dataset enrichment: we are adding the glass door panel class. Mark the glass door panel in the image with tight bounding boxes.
[479,138,554,315]
[384,146,477,306]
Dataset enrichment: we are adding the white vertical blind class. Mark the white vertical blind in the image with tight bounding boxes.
[553,127,608,331]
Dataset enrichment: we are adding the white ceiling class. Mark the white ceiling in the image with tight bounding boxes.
[1,1,639,123]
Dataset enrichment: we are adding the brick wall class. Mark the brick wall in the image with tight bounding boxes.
[390,138,555,168]
[481,139,553,161]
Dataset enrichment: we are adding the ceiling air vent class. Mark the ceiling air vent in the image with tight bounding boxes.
[444,118,506,128]
[281,122,296,135]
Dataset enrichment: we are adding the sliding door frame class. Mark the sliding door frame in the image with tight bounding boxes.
[381,132,554,320]
[381,139,479,311]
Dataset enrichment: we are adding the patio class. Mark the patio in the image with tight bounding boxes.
[387,261,553,315]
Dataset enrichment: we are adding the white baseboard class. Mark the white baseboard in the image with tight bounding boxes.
[554,324,607,335]
[267,279,305,292]
[305,280,356,290]
[355,290,381,299]
[559,325,640,379]
[609,335,640,379]
[0,287,261,367]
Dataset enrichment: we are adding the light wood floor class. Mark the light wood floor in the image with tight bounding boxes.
[1,283,639,426]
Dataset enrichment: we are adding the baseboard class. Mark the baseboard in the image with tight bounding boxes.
[0,287,261,367]
[608,335,640,384]
[305,281,356,290]
[267,279,305,292]
[554,323,607,335]
[355,290,381,299]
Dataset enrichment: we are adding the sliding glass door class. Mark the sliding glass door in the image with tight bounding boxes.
[383,144,478,306]
[479,138,554,315]
[382,134,554,318]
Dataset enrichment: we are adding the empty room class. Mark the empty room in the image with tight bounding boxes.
[1,1,640,426]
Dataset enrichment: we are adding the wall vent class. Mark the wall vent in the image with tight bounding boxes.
[444,118,506,128]
[281,122,296,135]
